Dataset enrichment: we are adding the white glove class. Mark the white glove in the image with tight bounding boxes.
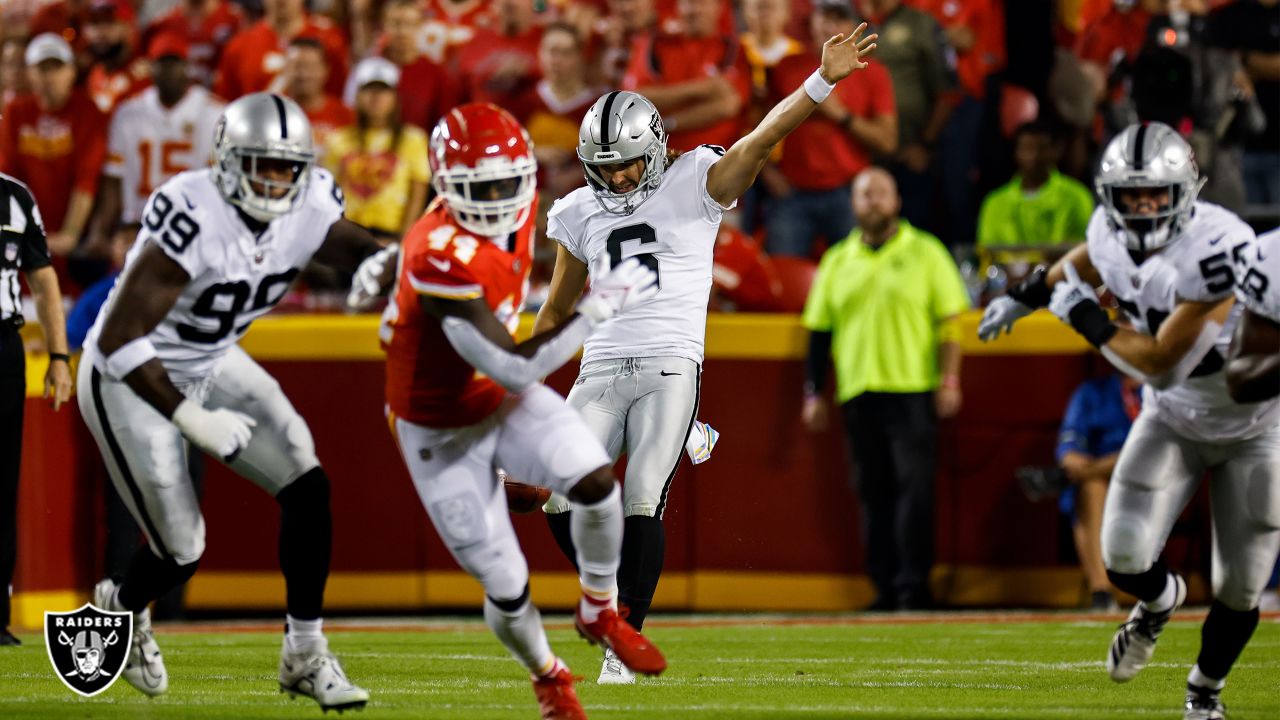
[1048,262,1098,324]
[171,399,257,462]
[576,257,659,325]
[977,296,1033,341]
[346,242,399,310]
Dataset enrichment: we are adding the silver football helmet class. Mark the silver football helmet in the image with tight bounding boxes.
[1095,122,1205,254]
[212,93,315,222]
[578,91,667,215]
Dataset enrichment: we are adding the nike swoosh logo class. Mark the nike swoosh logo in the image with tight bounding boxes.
[1208,234,1226,246]
[428,257,451,272]
[182,193,195,210]
[659,371,681,376]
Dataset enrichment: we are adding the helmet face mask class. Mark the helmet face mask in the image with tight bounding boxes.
[1095,122,1204,255]
[212,93,315,223]
[578,91,667,215]
[430,104,538,239]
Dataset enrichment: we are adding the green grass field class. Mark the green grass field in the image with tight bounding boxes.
[1,612,1277,719]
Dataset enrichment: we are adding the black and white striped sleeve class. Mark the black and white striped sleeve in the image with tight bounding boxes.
[2,175,51,270]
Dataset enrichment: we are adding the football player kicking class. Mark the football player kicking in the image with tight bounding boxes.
[379,103,664,720]
[533,25,878,685]
[79,93,378,711]
[979,123,1279,720]
[1226,227,1279,404]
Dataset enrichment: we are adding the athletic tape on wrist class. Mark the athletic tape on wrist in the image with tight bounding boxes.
[103,336,158,380]
[803,69,835,103]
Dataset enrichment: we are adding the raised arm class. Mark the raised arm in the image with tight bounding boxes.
[705,24,877,207]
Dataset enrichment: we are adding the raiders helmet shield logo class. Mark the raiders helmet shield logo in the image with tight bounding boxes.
[44,603,132,697]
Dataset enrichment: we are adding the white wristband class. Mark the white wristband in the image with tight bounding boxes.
[803,69,836,103]
[103,336,157,380]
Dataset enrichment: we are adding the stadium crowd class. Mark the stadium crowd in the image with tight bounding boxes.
[0,0,1276,311]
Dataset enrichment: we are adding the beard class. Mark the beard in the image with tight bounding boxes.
[89,41,126,64]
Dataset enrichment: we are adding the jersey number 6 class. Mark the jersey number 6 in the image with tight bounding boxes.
[606,223,659,287]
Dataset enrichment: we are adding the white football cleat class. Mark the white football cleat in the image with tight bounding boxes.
[1107,573,1187,683]
[279,638,369,713]
[93,577,168,696]
[597,648,636,685]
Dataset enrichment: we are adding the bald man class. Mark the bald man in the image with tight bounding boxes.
[800,167,970,610]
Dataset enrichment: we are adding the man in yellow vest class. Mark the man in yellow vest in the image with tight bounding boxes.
[801,166,969,610]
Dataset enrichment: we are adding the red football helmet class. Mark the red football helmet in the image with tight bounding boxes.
[429,103,538,238]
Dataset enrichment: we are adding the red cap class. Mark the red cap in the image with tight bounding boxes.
[147,33,189,61]
[88,0,137,22]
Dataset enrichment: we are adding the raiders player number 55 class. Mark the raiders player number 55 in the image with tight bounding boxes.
[979,122,1279,720]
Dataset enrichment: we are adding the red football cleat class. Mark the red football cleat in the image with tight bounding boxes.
[574,604,666,676]
[532,665,587,720]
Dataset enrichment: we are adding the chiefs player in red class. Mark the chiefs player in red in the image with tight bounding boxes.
[378,103,664,719]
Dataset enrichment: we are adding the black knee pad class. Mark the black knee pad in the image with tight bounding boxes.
[1107,562,1169,603]
[487,584,532,613]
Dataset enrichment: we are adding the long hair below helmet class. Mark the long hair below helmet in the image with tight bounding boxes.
[1095,121,1205,254]
[577,91,668,215]
[429,104,538,238]
[212,93,316,223]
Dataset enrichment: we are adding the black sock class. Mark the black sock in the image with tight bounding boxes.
[1107,562,1170,603]
[617,515,666,631]
[1196,600,1260,681]
[276,468,332,620]
[546,511,578,571]
[116,546,199,612]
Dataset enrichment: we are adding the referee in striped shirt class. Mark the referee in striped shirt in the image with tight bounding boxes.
[1,172,72,645]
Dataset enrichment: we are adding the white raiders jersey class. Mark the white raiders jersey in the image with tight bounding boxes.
[548,144,733,365]
[1086,201,1279,442]
[1235,227,1279,322]
[86,167,345,385]
[104,86,224,225]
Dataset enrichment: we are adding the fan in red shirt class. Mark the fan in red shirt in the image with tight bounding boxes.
[376,103,665,720]
[0,34,107,259]
[144,0,243,87]
[214,0,348,100]
[1075,0,1152,70]
[454,0,543,108]
[379,0,460,132]
[761,2,896,256]
[83,0,151,114]
[710,224,784,311]
[279,37,353,159]
[907,0,1004,101]
[622,0,751,151]
[419,0,498,64]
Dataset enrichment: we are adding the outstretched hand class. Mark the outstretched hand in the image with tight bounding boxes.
[819,23,878,85]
